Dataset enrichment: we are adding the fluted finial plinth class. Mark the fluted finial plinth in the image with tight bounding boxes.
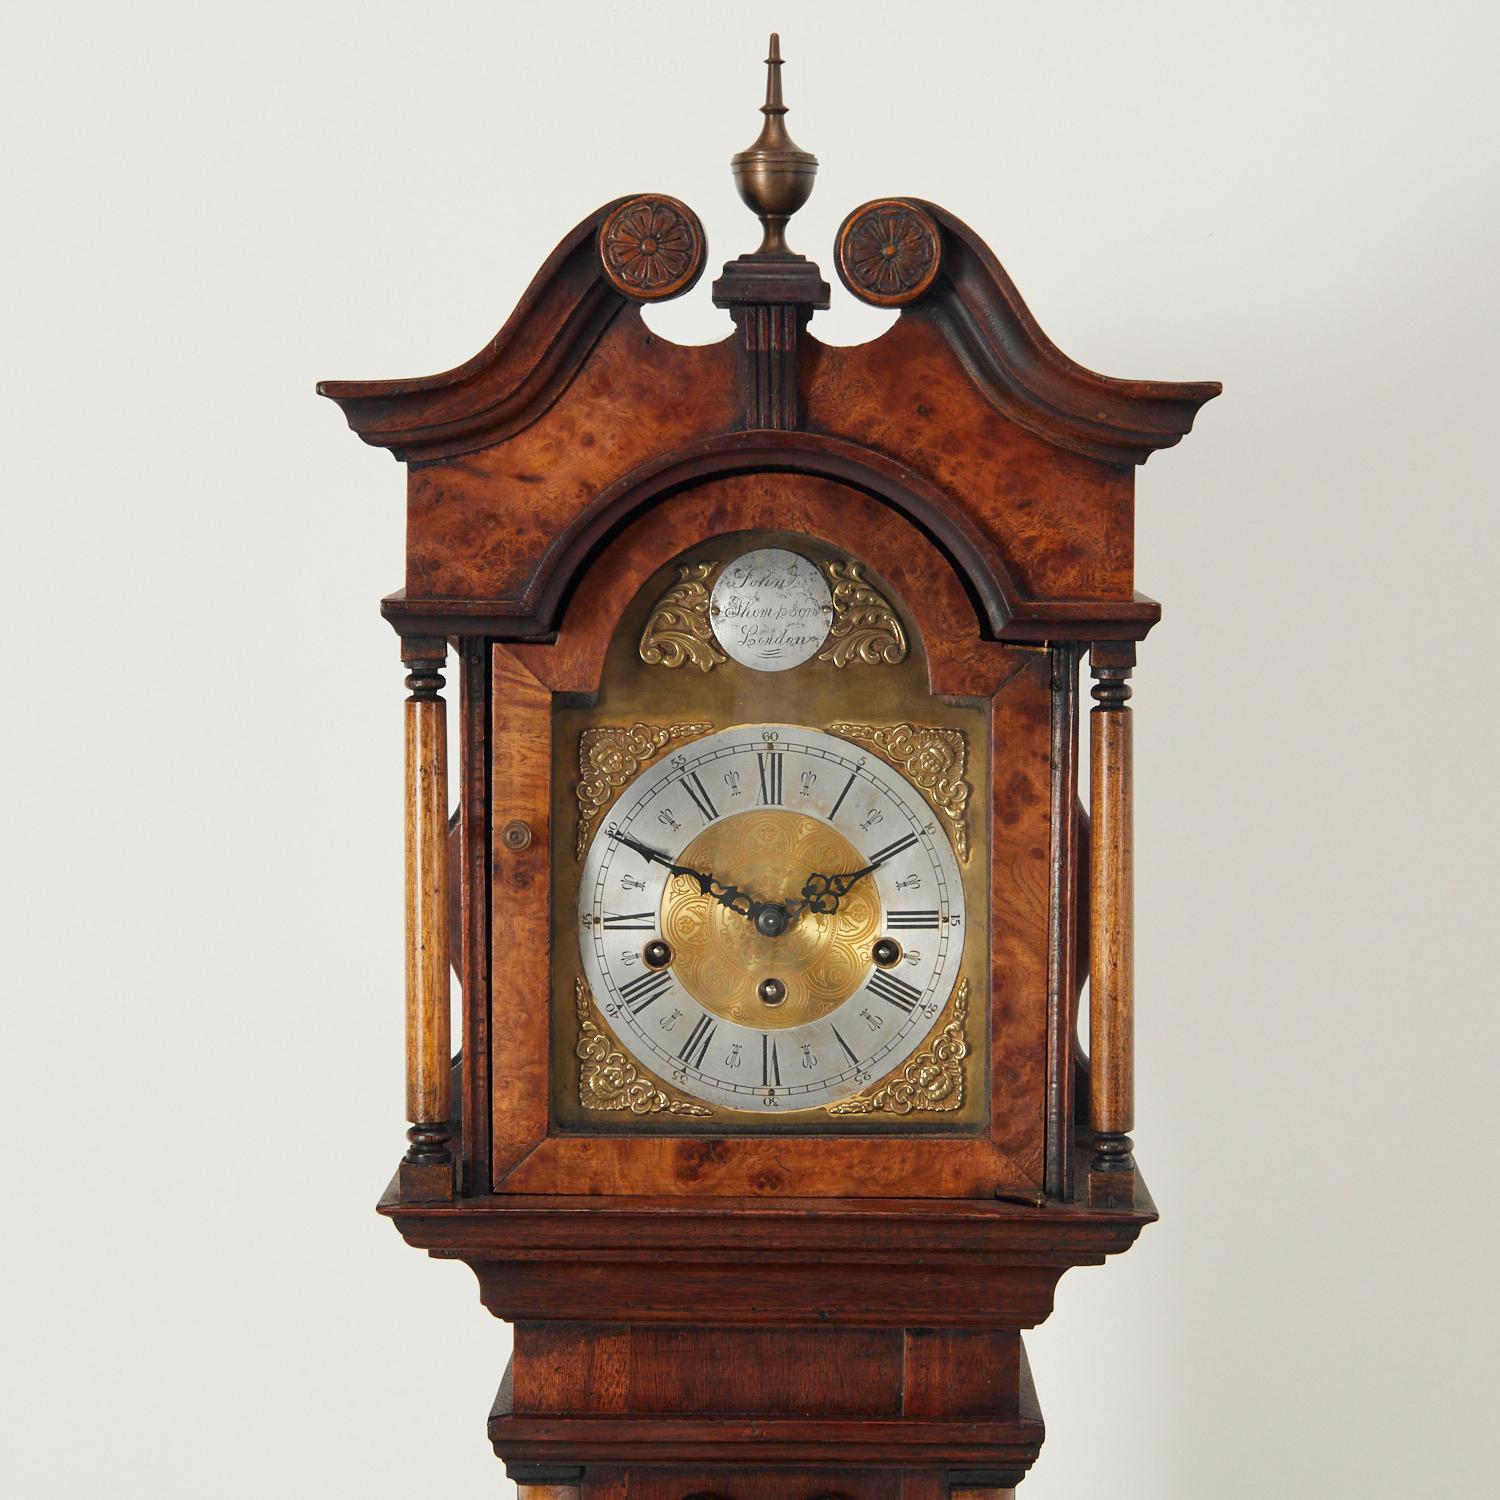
[731,33,818,256]
[713,31,829,412]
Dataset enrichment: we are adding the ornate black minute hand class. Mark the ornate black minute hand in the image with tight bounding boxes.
[606,828,773,927]
[607,827,705,882]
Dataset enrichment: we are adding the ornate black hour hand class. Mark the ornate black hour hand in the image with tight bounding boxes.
[606,828,773,928]
[794,861,880,917]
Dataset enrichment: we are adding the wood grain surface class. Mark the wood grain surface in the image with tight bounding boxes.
[489,646,554,1184]
[401,643,450,1133]
[1088,646,1135,1150]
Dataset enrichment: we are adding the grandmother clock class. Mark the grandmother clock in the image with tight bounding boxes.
[320,36,1217,1500]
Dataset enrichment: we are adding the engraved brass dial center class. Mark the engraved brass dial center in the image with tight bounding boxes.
[660,809,880,1030]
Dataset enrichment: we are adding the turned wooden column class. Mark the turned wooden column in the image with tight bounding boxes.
[1089,641,1135,1187]
[400,634,454,1199]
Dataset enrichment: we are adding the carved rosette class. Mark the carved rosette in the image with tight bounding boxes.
[598,195,706,301]
[817,560,908,667]
[638,562,726,672]
[575,721,712,858]
[827,720,971,861]
[836,198,942,307]
[829,980,969,1115]
[575,978,713,1117]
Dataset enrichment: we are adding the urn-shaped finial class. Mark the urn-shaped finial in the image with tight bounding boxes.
[731,34,818,256]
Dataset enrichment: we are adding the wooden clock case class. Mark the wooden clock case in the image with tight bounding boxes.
[320,45,1217,1500]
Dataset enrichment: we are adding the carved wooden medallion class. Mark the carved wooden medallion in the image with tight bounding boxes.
[598,194,706,300]
[836,198,942,306]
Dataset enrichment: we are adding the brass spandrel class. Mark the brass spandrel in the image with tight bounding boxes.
[574,722,713,859]
[818,560,908,667]
[826,721,972,861]
[828,979,970,1116]
[638,562,725,672]
[574,977,713,1118]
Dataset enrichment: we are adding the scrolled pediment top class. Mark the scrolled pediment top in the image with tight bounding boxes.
[317,194,707,464]
[835,196,1221,465]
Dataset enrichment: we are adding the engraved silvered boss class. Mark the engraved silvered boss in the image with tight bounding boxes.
[709,547,833,672]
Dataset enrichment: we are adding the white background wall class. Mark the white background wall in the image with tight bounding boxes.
[4,2,1497,1495]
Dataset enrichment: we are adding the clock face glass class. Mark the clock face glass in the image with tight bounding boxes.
[577,726,965,1111]
[550,527,989,1133]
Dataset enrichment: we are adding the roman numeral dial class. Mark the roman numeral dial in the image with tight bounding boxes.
[577,724,969,1113]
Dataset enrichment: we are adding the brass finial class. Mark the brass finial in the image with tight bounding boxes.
[731,33,818,256]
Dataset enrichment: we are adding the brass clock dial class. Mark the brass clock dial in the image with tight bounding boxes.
[663,809,882,1029]
[577,725,966,1112]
